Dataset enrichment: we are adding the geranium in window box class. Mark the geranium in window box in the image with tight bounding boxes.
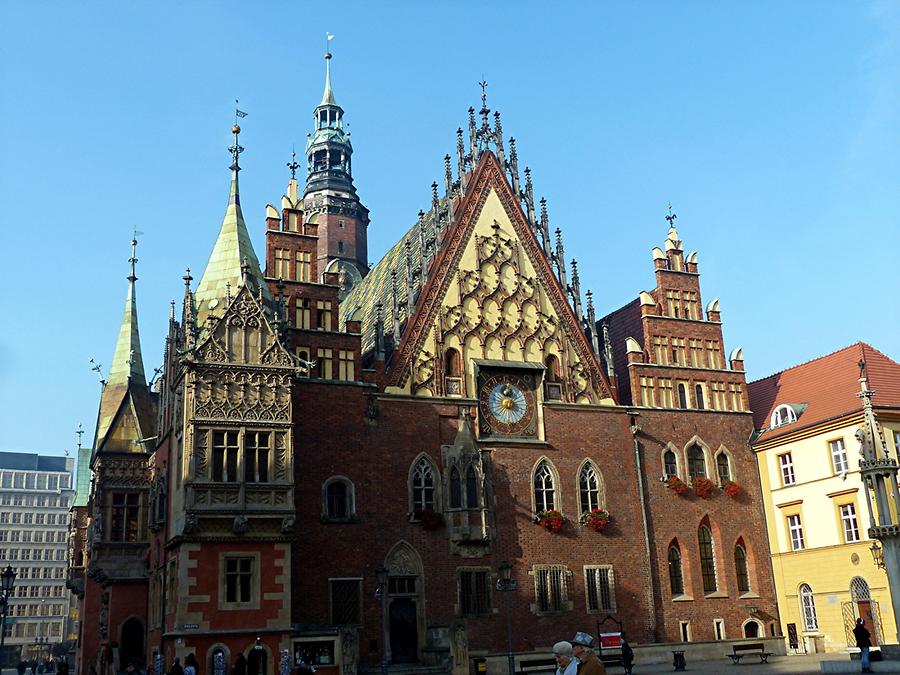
[533,509,566,533]
[580,508,610,532]
[665,476,689,495]
[692,477,717,499]
[722,480,741,498]
[413,508,444,531]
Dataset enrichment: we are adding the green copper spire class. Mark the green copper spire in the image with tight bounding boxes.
[107,237,146,386]
[195,123,269,327]
[321,50,337,106]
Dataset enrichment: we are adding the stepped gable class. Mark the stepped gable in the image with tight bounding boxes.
[749,341,900,441]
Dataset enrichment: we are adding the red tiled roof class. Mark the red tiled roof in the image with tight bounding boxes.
[748,342,900,441]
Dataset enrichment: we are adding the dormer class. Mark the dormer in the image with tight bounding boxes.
[770,404,798,428]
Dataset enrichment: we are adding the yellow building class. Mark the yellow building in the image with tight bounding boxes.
[749,342,900,653]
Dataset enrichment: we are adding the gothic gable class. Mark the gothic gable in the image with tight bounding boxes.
[387,153,614,405]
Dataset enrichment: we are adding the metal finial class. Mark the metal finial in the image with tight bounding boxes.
[859,359,867,379]
[665,202,677,226]
[234,99,248,125]
[287,147,300,179]
[479,79,488,108]
[183,268,193,287]
[229,121,245,172]
[76,423,84,450]
[128,231,142,283]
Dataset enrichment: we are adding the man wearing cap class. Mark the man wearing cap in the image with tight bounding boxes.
[571,632,606,675]
[552,641,578,675]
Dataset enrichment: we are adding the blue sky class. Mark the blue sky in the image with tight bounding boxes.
[2,1,899,456]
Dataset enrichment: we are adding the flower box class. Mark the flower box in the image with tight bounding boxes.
[580,508,610,532]
[692,477,717,499]
[665,476,689,495]
[533,509,566,533]
[722,480,741,498]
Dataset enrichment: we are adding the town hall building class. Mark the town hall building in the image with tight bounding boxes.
[70,52,780,675]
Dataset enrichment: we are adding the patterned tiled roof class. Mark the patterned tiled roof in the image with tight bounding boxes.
[339,206,441,357]
[748,342,900,442]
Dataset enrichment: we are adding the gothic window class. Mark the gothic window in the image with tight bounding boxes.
[698,525,718,593]
[735,544,750,593]
[465,465,478,508]
[664,450,678,478]
[212,431,239,482]
[799,584,818,631]
[578,463,603,513]
[411,457,437,513]
[545,354,561,381]
[716,452,731,483]
[244,431,270,483]
[449,467,462,509]
[337,240,344,254]
[324,478,354,521]
[109,493,140,542]
[668,544,684,596]
[444,348,463,396]
[688,444,707,478]
[695,383,706,410]
[533,461,556,512]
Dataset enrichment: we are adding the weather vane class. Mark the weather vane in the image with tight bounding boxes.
[479,78,488,108]
[76,423,84,449]
[325,31,334,57]
[229,101,246,172]
[665,202,677,226]
[287,146,300,180]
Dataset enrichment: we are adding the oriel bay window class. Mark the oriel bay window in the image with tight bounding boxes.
[244,431,270,483]
[109,492,141,542]
[212,431,240,482]
[207,429,275,483]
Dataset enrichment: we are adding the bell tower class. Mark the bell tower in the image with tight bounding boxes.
[303,45,370,296]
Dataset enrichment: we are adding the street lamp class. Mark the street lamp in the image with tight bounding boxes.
[0,565,18,675]
[374,565,389,675]
[496,561,516,675]
[871,541,886,569]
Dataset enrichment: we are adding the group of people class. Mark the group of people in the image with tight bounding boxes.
[17,658,68,675]
[552,632,633,675]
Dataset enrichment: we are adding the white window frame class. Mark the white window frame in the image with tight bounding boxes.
[771,404,797,428]
[829,438,848,474]
[779,453,796,486]
[787,514,805,551]
[840,503,860,543]
[799,584,818,631]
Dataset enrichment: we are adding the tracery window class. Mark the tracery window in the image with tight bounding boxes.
[533,461,556,512]
[578,463,603,512]
[698,525,717,593]
[449,467,462,509]
[668,544,684,596]
[688,444,707,478]
[716,452,731,483]
[465,465,478,508]
[664,450,678,478]
[799,584,818,631]
[735,544,750,593]
[411,457,436,512]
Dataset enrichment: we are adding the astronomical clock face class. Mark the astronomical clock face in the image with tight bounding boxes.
[325,259,363,301]
[478,371,537,438]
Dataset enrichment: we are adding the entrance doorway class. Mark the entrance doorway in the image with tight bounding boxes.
[389,599,418,664]
[248,648,267,675]
[851,577,879,646]
[119,617,145,668]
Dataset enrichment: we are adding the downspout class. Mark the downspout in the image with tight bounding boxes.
[629,412,657,641]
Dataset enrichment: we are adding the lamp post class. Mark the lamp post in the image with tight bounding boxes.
[0,565,18,675]
[496,562,516,675]
[253,637,264,675]
[375,565,390,675]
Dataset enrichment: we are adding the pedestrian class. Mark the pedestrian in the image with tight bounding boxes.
[17,660,27,675]
[854,618,872,673]
[620,639,634,675]
[31,660,38,675]
[169,658,183,675]
[571,632,606,675]
[183,654,199,675]
[552,641,578,675]
[57,660,69,675]
[232,655,246,675]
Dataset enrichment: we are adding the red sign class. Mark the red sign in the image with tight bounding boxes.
[599,632,622,650]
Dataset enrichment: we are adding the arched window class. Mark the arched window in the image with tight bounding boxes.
[678,383,689,409]
[688,444,707,478]
[544,354,563,400]
[799,584,818,631]
[698,525,717,593]
[695,384,705,410]
[771,404,797,428]
[668,545,684,596]
[323,477,355,521]
[716,453,731,483]
[578,463,602,512]
[411,458,436,512]
[664,450,678,478]
[449,467,462,509]
[545,354,561,381]
[445,348,461,376]
[533,461,556,512]
[465,465,478,508]
[743,621,760,638]
[735,544,750,593]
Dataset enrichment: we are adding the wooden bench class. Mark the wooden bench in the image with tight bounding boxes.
[726,642,774,664]
[517,657,557,674]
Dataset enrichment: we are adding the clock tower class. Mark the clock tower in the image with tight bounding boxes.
[303,47,369,297]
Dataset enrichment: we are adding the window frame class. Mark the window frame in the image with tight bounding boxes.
[778,452,796,486]
[787,513,805,551]
[532,459,558,514]
[218,552,260,610]
[698,525,718,594]
[322,476,355,522]
[409,455,439,516]
[531,564,572,614]
[799,584,818,632]
[668,544,685,597]
[457,567,492,618]
[329,577,362,625]
[829,438,848,475]
[583,565,616,613]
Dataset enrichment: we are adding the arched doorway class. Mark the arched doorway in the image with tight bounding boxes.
[389,599,418,663]
[384,542,424,665]
[119,617,145,669]
[851,577,880,646]
[247,647,267,675]
[743,620,761,638]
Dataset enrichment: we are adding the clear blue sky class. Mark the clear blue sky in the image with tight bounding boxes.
[2,2,899,456]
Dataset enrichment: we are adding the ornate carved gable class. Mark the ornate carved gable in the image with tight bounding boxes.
[387,152,614,405]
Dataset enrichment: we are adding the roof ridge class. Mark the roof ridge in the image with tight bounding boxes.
[747,341,866,385]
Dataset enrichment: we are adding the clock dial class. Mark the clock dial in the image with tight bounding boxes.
[479,372,536,437]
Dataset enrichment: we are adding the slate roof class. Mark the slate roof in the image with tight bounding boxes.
[748,342,900,442]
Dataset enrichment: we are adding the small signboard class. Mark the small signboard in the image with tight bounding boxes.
[599,632,622,650]
[182,623,199,630]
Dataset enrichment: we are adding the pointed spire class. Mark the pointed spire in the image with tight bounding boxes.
[569,258,584,323]
[320,42,337,106]
[182,268,195,349]
[431,181,442,244]
[418,210,429,284]
[468,107,477,162]
[539,198,552,258]
[523,167,537,232]
[493,111,505,165]
[195,123,269,326]
[405,239,416,316]
[456,128,468,192]
[555,228,568,290]
[508,137,521,198]
[374,302,385,361]
[108,237,146,387]
[586,290,600,357]
[444,154,453,198]
[391,270,401,346]
[602,322,615,377]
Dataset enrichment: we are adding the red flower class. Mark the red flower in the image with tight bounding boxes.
[580,509,610,532]
[666,476,689,495]
[692,477,717,499]
[534,509,566,533]
[723,480,741,498]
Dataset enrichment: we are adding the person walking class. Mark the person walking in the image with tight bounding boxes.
[552,641,578,675]
[232,655,246,675]
[571,632,606,675]
[183,655,198,675]
[854,618,872,673]
[619,639,634,675]
[169,658,183,675]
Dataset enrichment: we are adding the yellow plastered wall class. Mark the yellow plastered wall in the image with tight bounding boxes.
[388,188,613,406]
[757,421,898,651]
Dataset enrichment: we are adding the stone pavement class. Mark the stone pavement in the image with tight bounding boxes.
[602,652,842,674]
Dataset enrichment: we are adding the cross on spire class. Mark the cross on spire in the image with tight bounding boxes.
[287,147,300,179]
[665,202,677,226]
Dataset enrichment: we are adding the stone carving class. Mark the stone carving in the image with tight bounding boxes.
[341,628,358,675]
[183,512,198,533]
[453,625,468,668]
[232,515,249,534]
[281,515,296,533]
[388,547,418,576]
[193,370,292,422]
